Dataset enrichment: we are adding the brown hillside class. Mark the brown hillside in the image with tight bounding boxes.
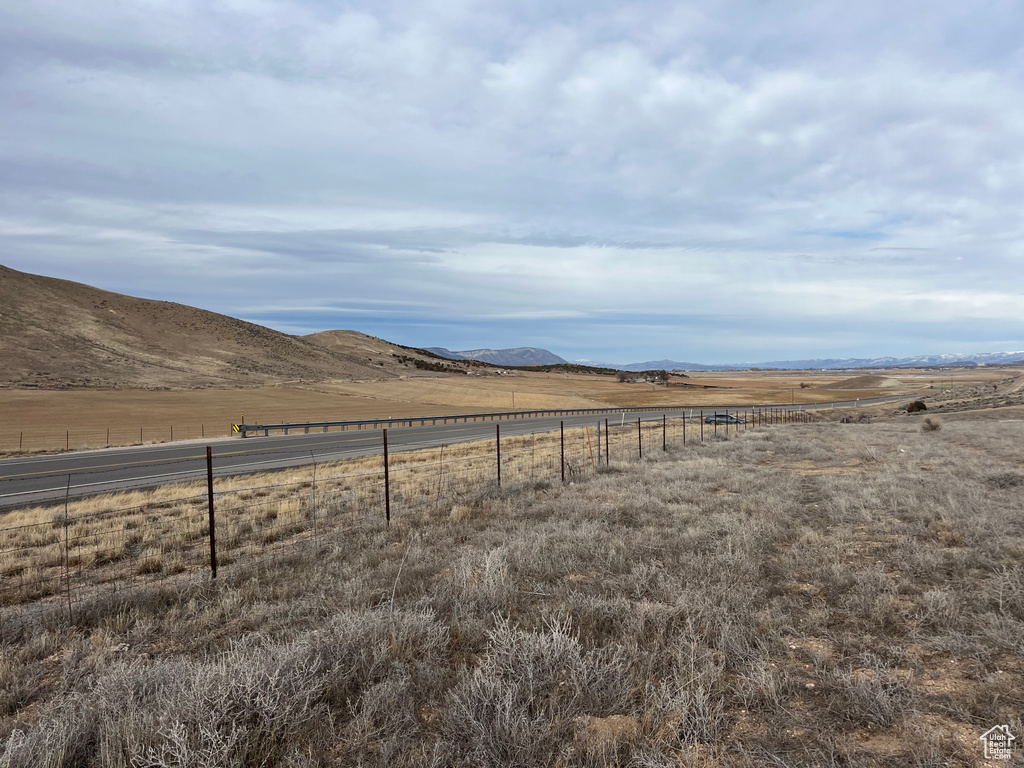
[305,329,425,360]
[0,265,437,389]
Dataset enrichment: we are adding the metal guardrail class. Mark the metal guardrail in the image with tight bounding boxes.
[232,395,910,437]
[234,404,688,437]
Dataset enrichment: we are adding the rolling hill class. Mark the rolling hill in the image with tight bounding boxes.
[0,265,447,389]
[424,346,567,366]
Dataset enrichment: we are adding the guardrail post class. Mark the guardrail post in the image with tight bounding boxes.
[206,447,217,579]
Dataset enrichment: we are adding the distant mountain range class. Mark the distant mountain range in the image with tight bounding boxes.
[576,351,1024,371]
[424,347,568,366]
[424,344,1024,371]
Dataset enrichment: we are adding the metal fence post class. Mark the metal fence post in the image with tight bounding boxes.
[700,410,704,442]
[496,424,501,488]
[637,417,642,459]
[383,429,391,527]
[63,475,73,622]
[662,414,666,451]
[605,418,609,464]
[310,451,319,551]
[560,421,565,483]
[206,447,217,579]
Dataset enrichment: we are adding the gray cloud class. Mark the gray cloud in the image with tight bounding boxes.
[2,0,1024,361]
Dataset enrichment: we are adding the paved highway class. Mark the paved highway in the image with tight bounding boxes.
[0,398,902,509]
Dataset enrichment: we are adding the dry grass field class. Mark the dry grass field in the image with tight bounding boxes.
[0,386,472,452]
[0,424,612,615]
[2,400,1023,766]
[5,368,1013,454]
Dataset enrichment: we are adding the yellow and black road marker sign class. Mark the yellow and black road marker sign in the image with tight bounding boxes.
[232,424,241,433]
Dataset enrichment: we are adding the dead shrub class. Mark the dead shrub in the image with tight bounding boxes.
[987,471,1024,488]
[826,661,917,727]
[921,416,942,432]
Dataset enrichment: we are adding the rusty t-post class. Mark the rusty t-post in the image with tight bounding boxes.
[560,421,565,482]
[383,429,391,527]
[604,418,609,464]
[206,447,217,579]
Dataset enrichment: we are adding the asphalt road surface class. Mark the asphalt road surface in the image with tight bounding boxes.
[0,398,901,509]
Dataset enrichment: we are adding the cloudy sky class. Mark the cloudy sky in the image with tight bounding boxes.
[3,1,1024,364]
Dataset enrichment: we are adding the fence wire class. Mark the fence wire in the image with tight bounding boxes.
[0,410,809,640]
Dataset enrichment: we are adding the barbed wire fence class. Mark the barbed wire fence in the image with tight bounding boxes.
[0,408,812,640]
[1,424,232,453]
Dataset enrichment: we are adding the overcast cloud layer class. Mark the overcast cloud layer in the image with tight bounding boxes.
[3,0,1024,363]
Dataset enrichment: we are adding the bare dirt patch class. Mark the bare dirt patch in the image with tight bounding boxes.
[823,374,903,389]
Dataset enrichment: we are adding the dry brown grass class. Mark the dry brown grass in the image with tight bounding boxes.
[0,386,475,452]
[2,408,1023,766]
[1,422,656,615]
[1,366,957,454]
